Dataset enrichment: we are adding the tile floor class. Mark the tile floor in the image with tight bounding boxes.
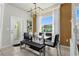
[0,45,70,56]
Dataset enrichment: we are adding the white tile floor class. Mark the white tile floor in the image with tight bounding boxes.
[0,45,70,56]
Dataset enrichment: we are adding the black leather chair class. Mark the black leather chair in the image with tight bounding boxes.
[20,33,32,47]
[45,33,52,41]
[39,32,43,36]
[38,32,43,41]
[45,34,61,56]
[24,33,32,41]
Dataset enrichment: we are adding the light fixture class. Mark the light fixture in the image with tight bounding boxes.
[27,3,43,16]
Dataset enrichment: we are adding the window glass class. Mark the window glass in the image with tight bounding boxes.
[41,16,53,32]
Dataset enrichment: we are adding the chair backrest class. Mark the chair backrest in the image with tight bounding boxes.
[45,33,52,41]
[45,33,52,36]
[24,33,29,41]
[39,32,43,36]
[53,34,59,47]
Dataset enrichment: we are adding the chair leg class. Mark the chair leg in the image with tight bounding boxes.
[39,50,42,56]
[43,47,45,56]
[25,44,26,48]
[39,47,45,56]
[56,47,59,56]
[20,42,22,49]
[20,42,24,49]
[59,45,62,56]
[57,43,62,56]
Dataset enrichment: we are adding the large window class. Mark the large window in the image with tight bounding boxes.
[41,16,54,32]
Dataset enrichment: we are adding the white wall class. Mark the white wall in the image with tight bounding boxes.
[70,3,79,56]
[1,4,30,48]
[0,4,4,48]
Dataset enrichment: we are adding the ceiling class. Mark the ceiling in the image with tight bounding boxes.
[9,3,56,11]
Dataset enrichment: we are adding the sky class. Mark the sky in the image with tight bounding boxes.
[76,8,79,22]
[41,16,53,26]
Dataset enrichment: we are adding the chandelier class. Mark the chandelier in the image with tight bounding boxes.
[27,3,43,17]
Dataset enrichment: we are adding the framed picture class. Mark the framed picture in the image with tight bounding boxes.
[27,20,32,32]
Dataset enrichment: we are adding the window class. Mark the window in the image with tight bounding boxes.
[41,15,54,32]
[76,8,79,29]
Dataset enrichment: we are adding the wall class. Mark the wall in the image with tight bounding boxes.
[0,4,4,48]
[70,3,79,56]
[1,4,30,48]
[60,3,72,46]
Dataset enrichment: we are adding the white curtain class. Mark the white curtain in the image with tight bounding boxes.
[36,16,42,33]
[53,7,60,35]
